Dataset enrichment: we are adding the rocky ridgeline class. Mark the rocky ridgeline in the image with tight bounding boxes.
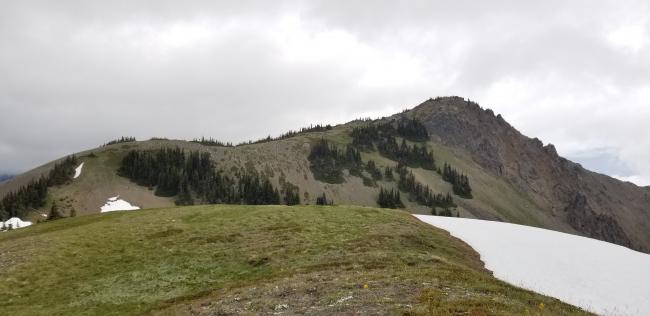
[408,97,649,252]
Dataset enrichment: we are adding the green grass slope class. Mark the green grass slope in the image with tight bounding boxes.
[0,205,590,315]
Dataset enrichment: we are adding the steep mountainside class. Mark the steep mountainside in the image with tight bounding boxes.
[408,97,650,252]
[1,96,648,252]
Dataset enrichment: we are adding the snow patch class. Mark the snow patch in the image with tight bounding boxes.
[415,215,650,316]
[1,217,32,230]
[73,162,84,179]
[100,196,140,213]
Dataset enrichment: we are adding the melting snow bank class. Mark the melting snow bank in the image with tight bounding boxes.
[1,217,32,230]
[100,196,140,213]
[415,215,650,316]
[73,162,84,179]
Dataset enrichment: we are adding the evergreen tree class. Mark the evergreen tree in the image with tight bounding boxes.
[316,193,333,205]
[48,155,79,186]
[384,166,394,181]
[119,148,281,207]
[397,166,456,209]
[0,176,49,220]
[47,201,64,221]
[438,208,453,217]
[366,160,382,180]
[442,163,473,198]
[308,139,363,184]
[283,186,300,206]
[175,177,194,206]
[377,187,404,208]
[0,204,6,220]
[396,117,429,142]
[104,136,136,146]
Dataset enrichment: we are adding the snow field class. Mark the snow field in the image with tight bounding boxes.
[100,196,140,213]
[73,162,84,179]
[415,215,650,316]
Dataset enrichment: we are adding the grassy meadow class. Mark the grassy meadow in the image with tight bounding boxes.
[0,204,590,315]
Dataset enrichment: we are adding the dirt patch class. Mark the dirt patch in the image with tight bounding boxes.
[154,269,424,316]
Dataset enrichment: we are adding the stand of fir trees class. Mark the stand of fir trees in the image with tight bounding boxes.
[350,119,435,170]
[238,124,333,146]
[384,166,394,181]
[435,208,459,217]
[191,137,233,147]
[396,162,456,210]
[396,117,429,142]
[104,136,136,146]
[349,117,474,200]
[376,137,436,170]
[366,160,382,181]
[308,139,363,184]
[351,117,429,149]
[119,148,283,206]
[441,163,473,198]
[236,173,280,205]
[47,201,64,221]
[281,182,301,206]
[0,155,79,221]
[0,177,48,220]
[315,192,333,205]
[377,187,404,208]
[48,156,80,186]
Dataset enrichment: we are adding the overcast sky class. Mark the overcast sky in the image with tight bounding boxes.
[1,1,649,185]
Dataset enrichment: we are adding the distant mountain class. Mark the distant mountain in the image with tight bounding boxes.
[0,174,13,183]
[1,96,648,253]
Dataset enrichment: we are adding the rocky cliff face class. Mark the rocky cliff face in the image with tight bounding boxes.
[408,97,650,252]
[565,192,632,248]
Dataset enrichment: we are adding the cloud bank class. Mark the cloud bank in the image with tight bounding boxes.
[1,1,648,185]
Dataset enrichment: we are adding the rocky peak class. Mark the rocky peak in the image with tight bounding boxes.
[406,96,649,252]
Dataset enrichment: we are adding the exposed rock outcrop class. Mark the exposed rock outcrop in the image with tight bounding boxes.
[565,192,632,248]
[408,96,650,252]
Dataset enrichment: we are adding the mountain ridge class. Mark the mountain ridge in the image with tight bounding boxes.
[1,96,648,253]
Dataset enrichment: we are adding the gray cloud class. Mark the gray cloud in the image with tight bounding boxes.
[1,1,649,185]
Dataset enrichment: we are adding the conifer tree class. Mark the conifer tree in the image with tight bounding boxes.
[47,201,63,221]
[316,193,332,205]
[384,166,394,181]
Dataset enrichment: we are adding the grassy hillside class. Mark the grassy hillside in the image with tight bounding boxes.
[1,116,578,236]
[0,205,589,315]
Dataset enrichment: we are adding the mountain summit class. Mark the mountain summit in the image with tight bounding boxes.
[407,97,649,251]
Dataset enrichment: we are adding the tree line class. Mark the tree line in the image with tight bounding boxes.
[441,163,473,198]
[350,117,473,200]
[308,139,363,184]
[315,192,333,205]
[0,155,79,221]
[191,137,234,147]
[104,136,136,146]
[350,119,436,170]
[351,117,429,147]
[396,162,456,212]
[240,124,334,146]
[119,148,285,206]
[377,137,436,170]
[377,187,403,208]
